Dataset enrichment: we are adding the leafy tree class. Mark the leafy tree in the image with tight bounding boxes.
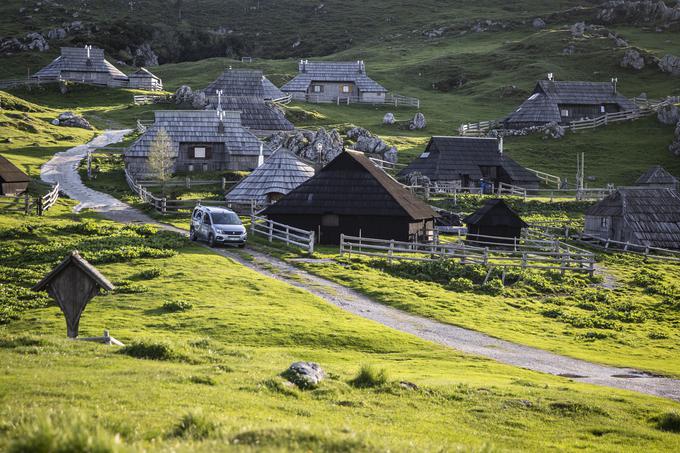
[147,128,175,194]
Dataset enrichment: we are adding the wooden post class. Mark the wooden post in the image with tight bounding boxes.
[483,247,489,266]
[268,220,273,242]
[340,234,345,257]
[37,196,43,216]
[86,150,92,179]
[285,225,290,247]
[388,239,394,264]
[308,231,314,255]
[513,236,517,252]
[222,177,226,191]
[521,253,527,269]
[186,176,190,188]
[162,197,167,215]
[250,213,255,235]
[24,193,29,215]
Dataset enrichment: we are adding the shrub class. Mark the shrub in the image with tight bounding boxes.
[120,341,176,361]
[161,300,193,312]
[112,280,147,294]
[171,411,221,439]
[448,277,474,292]
[631,269,663,288]
[350,365,389,388]
[189,375,216,386]
[136,267,163,279]
[481,278,504,296]
[653,411,680,433]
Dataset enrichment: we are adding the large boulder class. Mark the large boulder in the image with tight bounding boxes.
[347,126,399,162]
[46,28,67,40]
[658,104,680,125]
[597,1,680,25]
[25,32,49,52]
[282,362,325,389]
[658,54,680,76]
[532,18,546,29]
[383,112,395,125]
[174,85,194,105]
[311,128,343,162]
[621,49,645,70]
[133,43,159,67]
[54,112,93,130]
[670,122,680,156]
[570,22,585,38]
[268,128,343,164]
[0,37,24,55]
[410,112,426,130]
[191,91,208,110]
[543,122,566,139]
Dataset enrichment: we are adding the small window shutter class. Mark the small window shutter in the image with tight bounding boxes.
[205,147,213,160]
[188,147,195,159]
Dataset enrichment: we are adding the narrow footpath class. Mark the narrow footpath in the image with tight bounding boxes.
[40,131,680,402]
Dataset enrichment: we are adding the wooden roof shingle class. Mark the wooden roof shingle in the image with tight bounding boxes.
[32,46,128,80]
[281,61,387,93]
[635,166,679,188]
[263,150,437,220]
[0,154,30,183]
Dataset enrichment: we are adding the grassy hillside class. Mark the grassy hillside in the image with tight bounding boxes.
[0,208,679,451]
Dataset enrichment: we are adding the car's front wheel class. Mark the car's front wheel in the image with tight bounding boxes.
[208,234,216,248]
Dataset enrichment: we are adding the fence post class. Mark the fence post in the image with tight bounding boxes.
[308,231,314,255]
[222,177,226,191]
[340,234,345,257]
[483,247,489,266]
[24,193,29,215]
[521,253,527,269]
[388,239,394,264]
[186,176,190,188]
[285,225,290,247]
[250,213,255,235]
[268,220,273,242]
[37,196,43,216]
[162,198,167,215]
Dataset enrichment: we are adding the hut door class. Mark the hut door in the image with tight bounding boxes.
[321,213,340,244]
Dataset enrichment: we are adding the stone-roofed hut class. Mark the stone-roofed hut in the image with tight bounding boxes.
[635,166,678,191]
[128,67,163,91]
[399,136,539,190]
[463,199,528,244]
[31,46,130,87]
[0,154,30,195]
[201,69,293,135]
[263,150,438,244]
[503,79,638,128]
[281,60,388,103]
[226,148,315,206]
[125,110,270,176]
[584,187,680,250]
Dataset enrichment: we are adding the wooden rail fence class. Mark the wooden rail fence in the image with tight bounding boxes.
[0,183,60,216]
[340,233,595,274]
[303,92,420,108]
[250,214,315,254]
[576,233,680,263]
[133,94,171,105]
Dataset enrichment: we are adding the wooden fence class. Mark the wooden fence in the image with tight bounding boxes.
[250,214,315,254]
[303,92,420,108]
[497,182,527,198]
[0,77,63,89]
[133,94,171,105]
[368,157,406,171]
[525,168,561,188]
[272,93,293,105]
[339,233,595,274]
[136,119,154,133]
[458,119,500,136]
[576,233,680,263]
[0,183,60,216]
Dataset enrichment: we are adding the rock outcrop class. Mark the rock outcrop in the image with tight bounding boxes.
[621,49,645,70]
[670,121,680,156]
[133,43,159,67]
[267,128,344,163]
[282,362,325,389]
[346,127,398,162]
[53,112,93,130]
[570,22,586,37]
[658,104,680,125]
[174,85,194,105]
[597,1,680,26]
[658,54,680,75]
[25,32,49,52]
[191,91,208,110]
[383,112,395,125]
[410,112,426,130]
[532,18,546,29]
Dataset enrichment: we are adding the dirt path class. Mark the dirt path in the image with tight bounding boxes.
[40,132,680,402]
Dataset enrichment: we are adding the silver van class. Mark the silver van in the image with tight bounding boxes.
[190,206,247,247]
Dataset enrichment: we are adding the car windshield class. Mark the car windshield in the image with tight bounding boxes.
[211,211,241,225]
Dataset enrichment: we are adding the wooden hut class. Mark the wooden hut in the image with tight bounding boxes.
[281,60,388,103]
[262,150,438,244]
[463,199,528,244]
[31,46,130,87]
[635,166,678,191]
[584,187,680,250]
[399,136,539,190]
[503,78,638,128]
[201,69,293,135]
[128,67,163,91]
[226,148,315,206]
[125,110,270,176]
[0,154,30,195]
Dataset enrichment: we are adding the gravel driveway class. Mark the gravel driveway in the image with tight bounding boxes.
[41,131,680,402]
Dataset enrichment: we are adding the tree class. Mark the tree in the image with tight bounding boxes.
[147,128,175,194]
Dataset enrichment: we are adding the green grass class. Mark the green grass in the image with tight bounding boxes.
[1,209,680,451]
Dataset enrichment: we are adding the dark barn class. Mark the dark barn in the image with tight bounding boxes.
[263,150,438,245]
[0,154,30,195]
[463,199,527,244]
[635,166,679,191]
[503,79,638,128]
[399,136,539,190]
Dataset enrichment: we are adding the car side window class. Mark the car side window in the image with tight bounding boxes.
[203,213,211,225]
[193,210,202,220]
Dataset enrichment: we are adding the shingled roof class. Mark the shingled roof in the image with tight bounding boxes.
[0,154,30,183]
[463,199,528,228]
[504,80,638,125]
[399,136,539,187]
[585,187,680,249]
[126,110,268,158]
[32,46,128,80]
[201,69,293,131]
[226,148,315,204]
[635,166,678,189]
[263,150,437,220]
[281,61,387,93]
[129,67,161,80]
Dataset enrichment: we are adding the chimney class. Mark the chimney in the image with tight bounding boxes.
[85,45,91,59]
[547,72,554,81]
[498,137,504,155]
[611,77,618,94]
[257,144,264,167]
[360,60,365,73]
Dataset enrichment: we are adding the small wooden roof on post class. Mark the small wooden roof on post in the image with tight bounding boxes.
[33,251,114,338]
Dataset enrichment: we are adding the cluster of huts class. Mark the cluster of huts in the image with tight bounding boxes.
[32,45,163,90]
[34,48,677,250]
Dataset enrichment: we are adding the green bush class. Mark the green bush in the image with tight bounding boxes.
[631,269,663,288]
[120,341,176,361]
[448,277,474,292]
[171,411,221,440]
[350,365,389,388]
[653,411,680,433]
[481,278,504,296]
[161,300,193,312]
[136,267,163,279]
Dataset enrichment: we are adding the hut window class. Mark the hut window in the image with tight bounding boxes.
[190,146,211,159]
[341,85,350,93]
[193,147,206,158]
[419,152,430,159]
[321,214,339,227]
[313,85,323,93]
[600,217,608,228]
[600,105,606,113]
[561,109,569,117]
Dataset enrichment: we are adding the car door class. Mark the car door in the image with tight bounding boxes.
[191,209,202,234]
[201,212,212,240]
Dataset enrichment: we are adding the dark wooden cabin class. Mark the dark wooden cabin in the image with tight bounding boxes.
[503,79,638,128]
[635,165,678,191]
[0,154,30,195]
[262,150,438,244]
[584,187,680,250]
[463,199,527,244]
[399,136,539,190]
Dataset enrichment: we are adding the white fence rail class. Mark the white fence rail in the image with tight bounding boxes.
[458,120,501,136]
[340,233,595,274]
[0,183,59,216]
[576,233,680,263]
[133,94,170,105]
[525,168,561,188]
[369,157,406,171]
[302,92,420,108]
[39,183,60,214]
[497,182,527,198]
[272,94,293,105]
[250,215,314,254]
